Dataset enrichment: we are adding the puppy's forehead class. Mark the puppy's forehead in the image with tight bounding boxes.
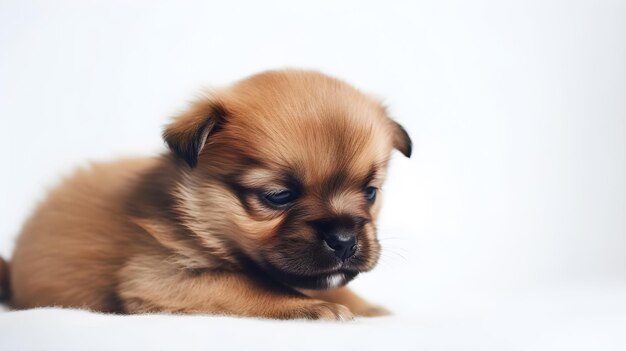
[224,71,393,183]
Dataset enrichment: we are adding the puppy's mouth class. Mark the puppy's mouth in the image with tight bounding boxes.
[260,261,359,290]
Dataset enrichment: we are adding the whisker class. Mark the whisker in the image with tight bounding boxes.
[378,237,410,241]
[379,248,409,263]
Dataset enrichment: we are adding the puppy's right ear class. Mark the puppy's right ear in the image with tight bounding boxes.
[163,98,226,168]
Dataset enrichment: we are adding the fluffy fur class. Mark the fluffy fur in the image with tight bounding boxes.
[4,70,411,320]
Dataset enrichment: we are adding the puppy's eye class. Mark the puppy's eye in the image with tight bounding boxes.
[264,190,296,207]
[364,186,377,202]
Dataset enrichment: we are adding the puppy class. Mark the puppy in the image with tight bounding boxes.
[0,70,411,320]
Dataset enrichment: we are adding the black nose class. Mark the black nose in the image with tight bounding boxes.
[323,232,357,260]
[311,216,365,260]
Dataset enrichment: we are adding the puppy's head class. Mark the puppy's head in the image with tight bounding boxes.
[163,70,411,289]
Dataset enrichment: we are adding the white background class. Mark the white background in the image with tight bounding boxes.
[1,1,625,350]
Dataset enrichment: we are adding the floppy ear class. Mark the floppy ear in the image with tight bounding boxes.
[163,98,226,168]
[391,120,412,158]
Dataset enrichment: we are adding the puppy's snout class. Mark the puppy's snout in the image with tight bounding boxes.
[312,217,364,260]
[323,231,357,260]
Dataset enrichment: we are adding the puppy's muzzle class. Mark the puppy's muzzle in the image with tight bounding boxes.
[312,216,366,260]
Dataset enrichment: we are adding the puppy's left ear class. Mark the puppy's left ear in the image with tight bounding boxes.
[163,97,226,168]
[391,120,412,158]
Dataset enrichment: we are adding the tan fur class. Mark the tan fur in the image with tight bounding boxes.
[6,70,411,320]
[301,287,391,317]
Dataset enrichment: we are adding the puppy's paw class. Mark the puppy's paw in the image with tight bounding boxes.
[298,301,354,321]
[353,304,392,317]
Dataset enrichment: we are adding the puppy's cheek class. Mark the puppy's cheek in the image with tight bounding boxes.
[359,224,381,271]
[230,225,279,264]
[235,214,284,244]
[233,195,288,252]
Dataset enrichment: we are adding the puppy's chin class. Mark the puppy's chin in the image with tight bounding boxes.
[261,262,359,290]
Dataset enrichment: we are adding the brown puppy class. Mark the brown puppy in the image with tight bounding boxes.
[1,70,411,320]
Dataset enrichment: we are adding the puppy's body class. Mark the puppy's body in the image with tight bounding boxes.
[4,70,411,319]
[10,159,156,311]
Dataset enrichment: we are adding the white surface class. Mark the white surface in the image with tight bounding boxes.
[1,0,625,350]
[2,284,626,351]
